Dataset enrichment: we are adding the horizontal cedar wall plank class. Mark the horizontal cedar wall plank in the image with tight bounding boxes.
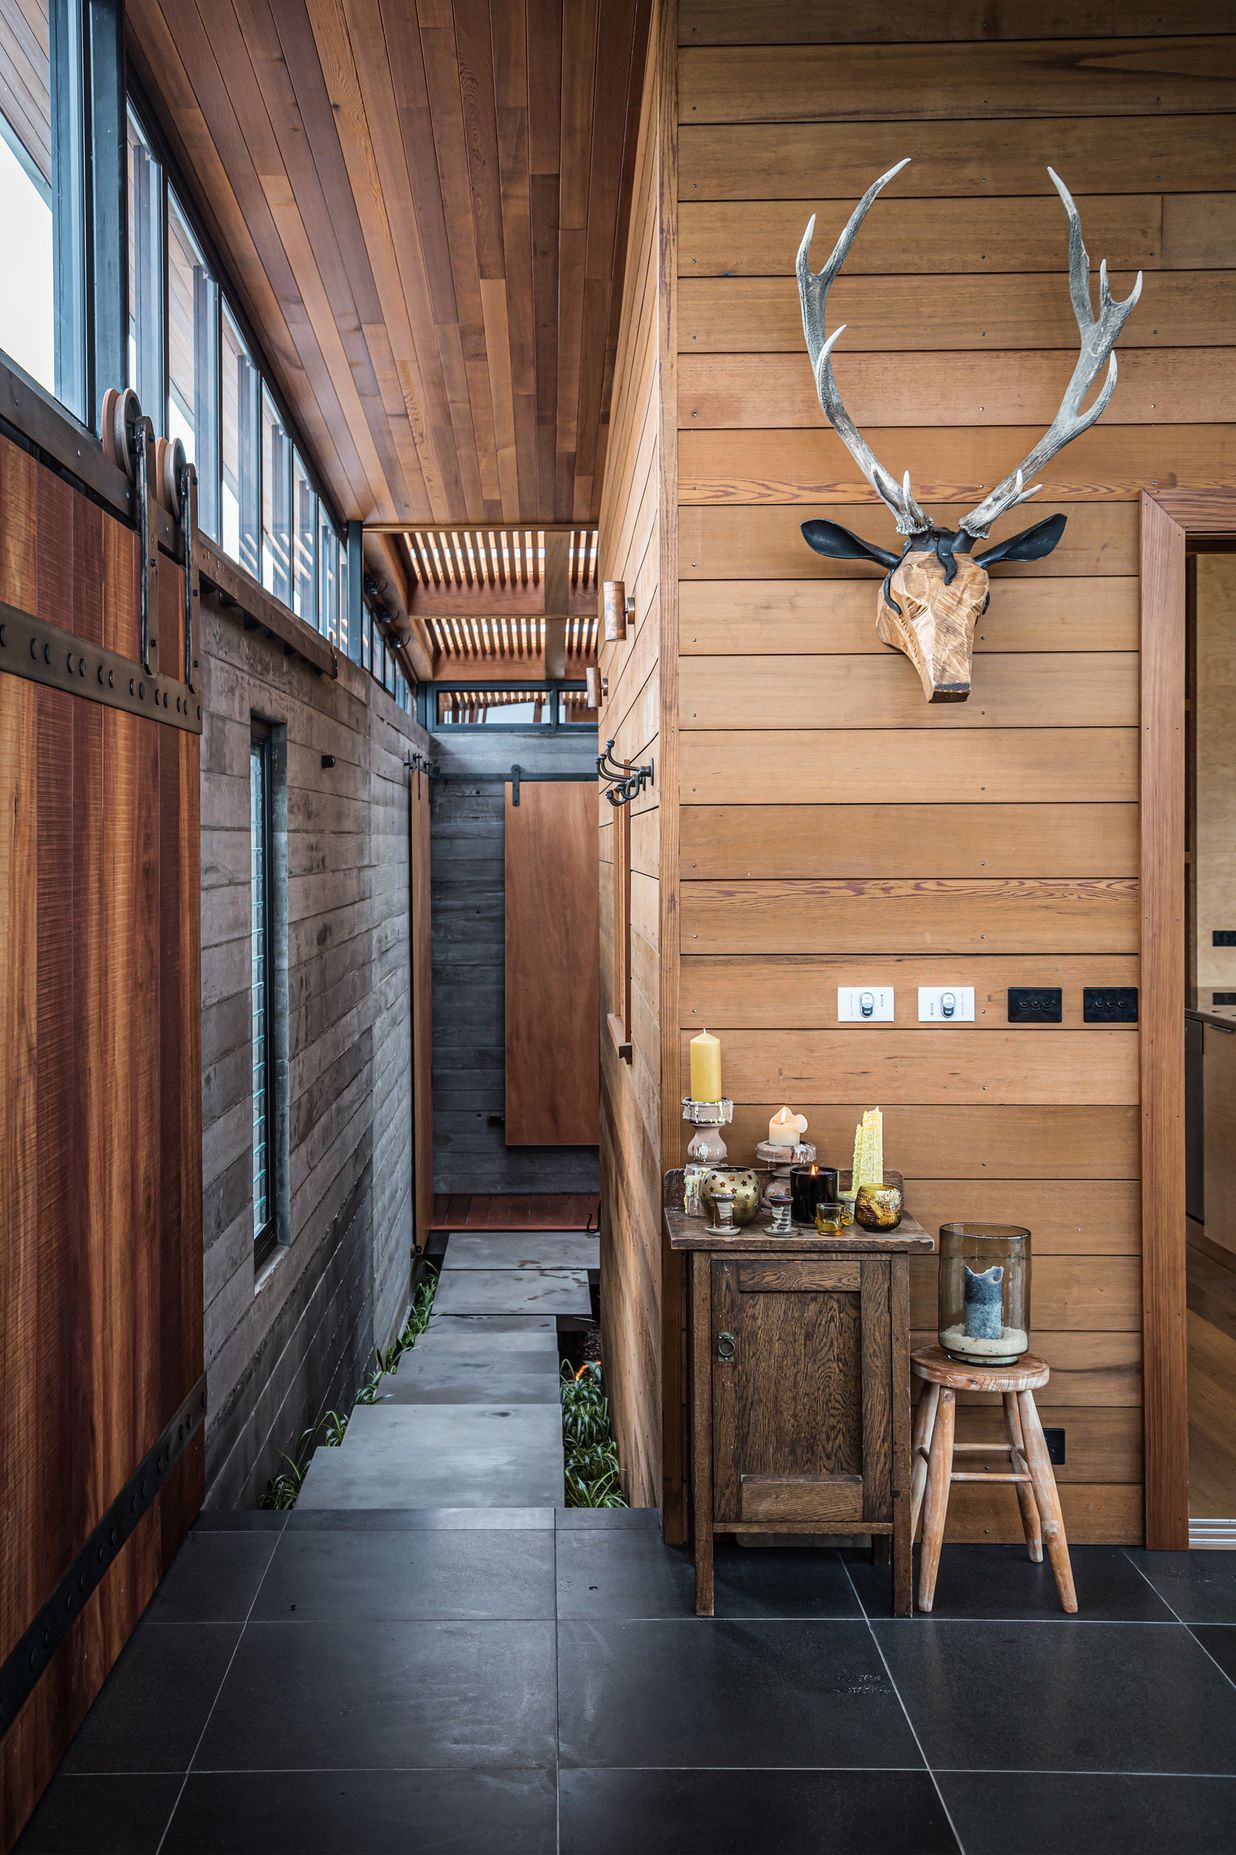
[678,112,1236,196]
[678,426,1236,505]
[680,954,1140,1028]
[680,653,1139,730]
[678,2,1229,48]
[680,196,1236,277]
[905,1181,1140,1255]
[678,351,1236,430]
[948,1404,1142,1483]
[678,39,1236,125]
[679,802,1140,879]
[689,1028,1138,1104]
[723,1103,1140,1177]
[910,1330,1142,1408]
[678,578,1140,656]
[680,503,1138,578]
[680,877,1138,955]
[680,729,1138,805]
[910,1253,1142,1331]
[679,274,1236,352]
[944,1480,1142,1544]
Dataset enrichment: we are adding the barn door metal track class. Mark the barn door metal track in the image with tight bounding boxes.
[0,599,202,733]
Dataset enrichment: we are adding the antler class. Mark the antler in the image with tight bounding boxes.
[797,160,929,537]
[957,168,1143,541]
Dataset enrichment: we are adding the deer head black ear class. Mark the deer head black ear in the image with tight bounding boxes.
[974,512,1067,569]
[801,519,900,570]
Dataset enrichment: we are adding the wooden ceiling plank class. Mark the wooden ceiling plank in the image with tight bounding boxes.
[126,1,363,511]
[570,0,642,524]
[310,0,460,519]
[247,0,422,521]
[553,0,599,519]
[383,0,487,520]
[491,0,539,518]
[526,0,562,520]
[418,2,503,515]
[194,0,391,517]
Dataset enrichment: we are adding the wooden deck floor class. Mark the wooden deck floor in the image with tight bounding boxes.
[431,1192,599,1232]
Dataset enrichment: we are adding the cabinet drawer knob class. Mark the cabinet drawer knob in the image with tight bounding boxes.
[717,1331,736,1363]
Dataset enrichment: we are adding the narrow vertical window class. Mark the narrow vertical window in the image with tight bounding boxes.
[250,722,276,1266]
[166,190,219,537]
[291,448,316,623]
[318,505,339,641]
[126,105,162,418]
[222,304,259,577]
[261,385,291,603]
[0,0,86,417]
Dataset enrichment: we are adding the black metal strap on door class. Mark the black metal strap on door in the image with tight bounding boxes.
[0,598,202,732]
[0,1374,207,1739]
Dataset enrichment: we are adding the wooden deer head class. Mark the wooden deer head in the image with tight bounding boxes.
[796,162,1142,701]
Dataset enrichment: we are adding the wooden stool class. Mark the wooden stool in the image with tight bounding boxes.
[910,1345,1077,1615]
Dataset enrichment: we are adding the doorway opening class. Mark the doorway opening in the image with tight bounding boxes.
[1184,548,1236,1545]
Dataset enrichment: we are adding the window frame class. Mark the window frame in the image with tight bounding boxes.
[429,681,593,732]
[250,718,278,1270]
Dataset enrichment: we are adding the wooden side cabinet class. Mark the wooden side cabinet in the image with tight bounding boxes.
[666,1178,933,1617]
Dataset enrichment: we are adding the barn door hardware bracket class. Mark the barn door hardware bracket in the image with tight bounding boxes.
[597,737,653,807]
[0,599,202,732]
[404,750,435,777]
[511,762,522,805]
[174,450,199,691]
[0,1375,207,1740]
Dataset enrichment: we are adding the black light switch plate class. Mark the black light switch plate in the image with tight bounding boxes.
[1008,987,1062,1024]
[1214,931,1236,947]
[1213,992,1236,1006]
[1084,986,1138,1024]
[1044,1426,1066,1465]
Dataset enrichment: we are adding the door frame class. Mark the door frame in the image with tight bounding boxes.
[1140,488,1236,1548]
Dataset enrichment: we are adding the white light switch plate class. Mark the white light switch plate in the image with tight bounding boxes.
[838,985,895,1022]
[918,985,975,1023]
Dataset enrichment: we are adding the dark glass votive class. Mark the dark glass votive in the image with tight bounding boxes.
[790,1163,839,1226]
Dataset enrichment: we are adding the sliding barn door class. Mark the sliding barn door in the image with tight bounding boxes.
[0,437,203,1848]
[410,760,433,1248]
[505,780,599,1145]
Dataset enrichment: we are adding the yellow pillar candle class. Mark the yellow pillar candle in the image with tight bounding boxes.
[689,1028,723,1102]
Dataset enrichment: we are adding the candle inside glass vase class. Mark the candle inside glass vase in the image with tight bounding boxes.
[790,1162,839,1226]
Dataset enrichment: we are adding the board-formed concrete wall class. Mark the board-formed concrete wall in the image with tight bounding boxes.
[199,599,430,1505]
[430,726,600,1196]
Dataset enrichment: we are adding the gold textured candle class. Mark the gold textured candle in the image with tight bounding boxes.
[689,1028,722,1101]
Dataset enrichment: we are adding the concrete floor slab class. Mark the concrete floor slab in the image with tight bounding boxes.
[380,1348,561,1406]
[296,1404,564,1509]
[443,1233,600,1273]
[434,1268,591,1318]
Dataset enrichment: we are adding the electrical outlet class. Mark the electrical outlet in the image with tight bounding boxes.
[1083,987,1138,1024]
[1044,1426,1066,1465]
[837,986,894,1022]
[917,986,974,1022]
[1214,931,1236,947]
[1008,987,1062,1024]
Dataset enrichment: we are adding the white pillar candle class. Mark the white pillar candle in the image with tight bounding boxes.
[768,1106,808,1147]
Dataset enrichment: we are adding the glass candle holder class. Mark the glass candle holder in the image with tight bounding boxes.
[813,1200,846,1235]
[854,1181,903,1232]
[938,1222,1032,1366]
[790,1163,839,1226]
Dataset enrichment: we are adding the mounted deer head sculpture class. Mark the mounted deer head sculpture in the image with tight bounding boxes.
[797,162,1142,701]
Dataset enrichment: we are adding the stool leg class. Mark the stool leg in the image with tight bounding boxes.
[1003,1392,1043,1564]
[1018,1389,1078,1614]
[917,1386,955,1613]
[910,1381,940,1542]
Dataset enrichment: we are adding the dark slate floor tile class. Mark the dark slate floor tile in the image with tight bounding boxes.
[444,1232,600,1272]
[197,1619,556,1770]
[163,1769,556,1854]
[875,1620,1236,1774]
[252,1525,555,1621]
[1192,1624,1236,1684]
[378,1349,560,1404]
[560,1768,958,1855]
[286,1505,554,1531]
[143,1530,281,1623]
[557,1527,859,1620]
[14,1774,182,1854]
[557,1619,921,1770]
[60,1623,241,1773]
[1127,1550,1236,1623]
[938,1771,1236,1855]
[847,1545,1176,1623]
[191,1509,288,1533]
[556,1506,657,1530]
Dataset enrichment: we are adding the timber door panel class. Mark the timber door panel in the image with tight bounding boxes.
[505,780,600,1145]
[712,1256,891,1526]
[0,437,203,1850]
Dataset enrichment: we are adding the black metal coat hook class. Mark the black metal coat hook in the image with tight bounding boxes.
[597,737,654,807]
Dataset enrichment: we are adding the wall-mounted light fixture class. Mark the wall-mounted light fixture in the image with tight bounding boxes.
[603,579,631,643]
[586,665,606,708]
